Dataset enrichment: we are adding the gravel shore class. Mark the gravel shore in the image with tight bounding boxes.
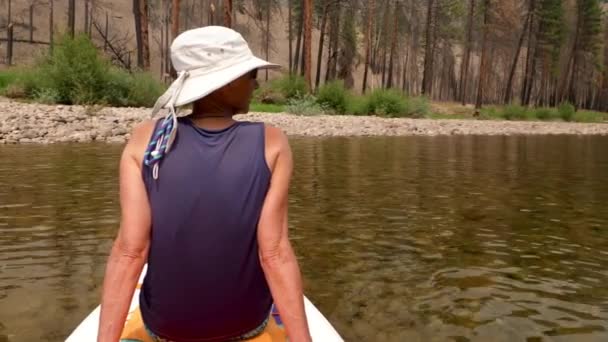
[0,99,607,144]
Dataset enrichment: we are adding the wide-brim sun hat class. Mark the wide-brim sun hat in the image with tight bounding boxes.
[156,26,280,110]
[145,26,280,180]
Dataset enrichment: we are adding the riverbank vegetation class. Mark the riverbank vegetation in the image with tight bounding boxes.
[0,34,163,108]
[0,34,606,124]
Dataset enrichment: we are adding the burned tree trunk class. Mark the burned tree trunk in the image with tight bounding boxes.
[475,0,491,111]
[362,0,375,93]
[315,3,329,91]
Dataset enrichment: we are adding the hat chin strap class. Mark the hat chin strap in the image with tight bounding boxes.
[145,70,190,180]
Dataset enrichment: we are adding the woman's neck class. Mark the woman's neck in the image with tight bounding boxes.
[192,99,234,118]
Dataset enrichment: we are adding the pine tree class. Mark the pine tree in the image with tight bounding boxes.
[534,0,565,105]
[562,0,603,106]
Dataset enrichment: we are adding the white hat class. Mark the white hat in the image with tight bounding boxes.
[152,26,279,113]
[145,26,279,179]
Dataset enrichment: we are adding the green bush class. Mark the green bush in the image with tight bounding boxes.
[572,110,606,123]
[125,71,164,107]
[558,102,575,122]
[502,104,531,120]
[533,107,556,120]
[364,89,408,117]
[0,69,22,91]
[274,75,307,100]
[478,107,501,120]
[0,67,43,98]
[253,85,286,105]
[0,34,166,107]
[285,95,325,116]
[32,88,61,104]
[316,80,349,114]
[43,33,112,104]
[250,102,284,113]
[253,75,306,105]
[347,95,369,116]
[406,96,430,118]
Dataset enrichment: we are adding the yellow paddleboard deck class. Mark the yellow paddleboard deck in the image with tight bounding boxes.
[120,305,286,342]
[66,265,343,341]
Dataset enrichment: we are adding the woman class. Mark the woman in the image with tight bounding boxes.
[97,26,311,342]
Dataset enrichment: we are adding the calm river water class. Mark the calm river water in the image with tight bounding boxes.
[1,136,607,342]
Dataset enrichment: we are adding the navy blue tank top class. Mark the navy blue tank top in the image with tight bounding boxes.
[140,117,273,341]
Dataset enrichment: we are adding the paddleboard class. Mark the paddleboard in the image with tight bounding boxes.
[66,265,343,341]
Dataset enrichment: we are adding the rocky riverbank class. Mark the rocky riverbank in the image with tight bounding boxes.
[0,99,607,144]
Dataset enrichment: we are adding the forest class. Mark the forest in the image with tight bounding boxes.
[1,0,608,113]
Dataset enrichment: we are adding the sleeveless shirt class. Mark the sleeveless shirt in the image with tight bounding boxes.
[139,117,273,341]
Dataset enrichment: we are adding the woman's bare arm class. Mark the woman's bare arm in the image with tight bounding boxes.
[258,126,312,342]
[97,121,154,342]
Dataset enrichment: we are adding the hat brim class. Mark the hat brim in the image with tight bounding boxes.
[168,56,280,108]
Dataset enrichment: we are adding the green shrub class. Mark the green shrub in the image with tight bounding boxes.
[347,95,369,116]
[572,110,606,123]
[533,107,556,121]
[406,96,430,118]
[364,89,408,117]
[3,83,27,99]
[125,71,165,107]
[285,95,325,116]
[253,85,286,105]
[0,34,165,107]
[43,33,112,104]
[0,67,43,98]
[558,102,575,122]
[478,107,501,120]
[253,75,306,105]
[250,102,284,113]
[316,80,349,114]
[32,88,61,104]
[0,69,22,91]
[273,75,307,100]
[502,104,530,120]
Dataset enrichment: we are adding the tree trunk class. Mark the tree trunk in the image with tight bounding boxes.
[422,0,435,95]
[504,6,531,104]
[288,0,293,74]
[171,0,182,78]
[315,3,329,91]
[402,48,409,92]
[459,0,475,104]
[521,2,536,105]
[104,12,109,51]
[85,0,90,36]
[161,15,165,77]
[6,24,13,65]
[29,5,34,43]
[293,3,304,74]
[328,5,340,82]
[49,0,54,53]
[165,1,171,78]
[134,0,143,68]
[380,1,390,87]
[68,0,76,37]
[325,6,336,83]
[601,18,608,112]
[303,0,312,90]
[386,0,398,89]
[140,0,151,70]
[265,2,270,81]
[362,0,375,93]
[223,0,232,27]
[475,0,491,111]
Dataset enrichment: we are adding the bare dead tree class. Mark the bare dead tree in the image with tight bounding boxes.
[92,17,135,69]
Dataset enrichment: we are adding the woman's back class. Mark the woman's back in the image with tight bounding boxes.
[140,117,273,341]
